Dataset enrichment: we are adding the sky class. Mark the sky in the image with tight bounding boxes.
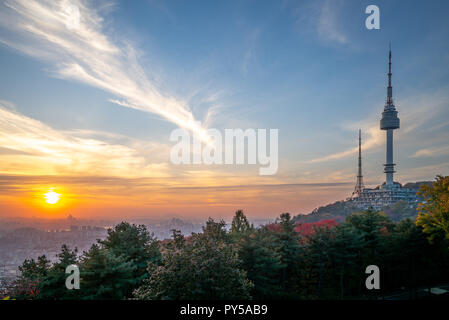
[0,0,448,220]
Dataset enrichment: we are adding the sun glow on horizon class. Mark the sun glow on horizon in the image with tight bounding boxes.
[44,188,60,205]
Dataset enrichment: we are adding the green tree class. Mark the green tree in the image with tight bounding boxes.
[416,175,449,246]
[231,210,281,299]
[273,213,302,298]
[11,255,51,299]
[230,210,254,241]
[79,244,136,299]
[18,255,51,281]
[134,219,252,300]
[99,222,161,271]
[201,218,230,243]
[345,209,394,263]
[328,224,362,299]
[38,244,80,300]
[79,222,161,299]
[304,226,335,299]
[237,228,283,299]
[18,223,161,300]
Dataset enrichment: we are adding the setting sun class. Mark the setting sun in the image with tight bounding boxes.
[44,189,60,204]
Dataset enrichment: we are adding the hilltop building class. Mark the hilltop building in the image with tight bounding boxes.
[351,48,419,210]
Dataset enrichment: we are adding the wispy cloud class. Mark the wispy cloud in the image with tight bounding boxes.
[317,0,348,44]
[399,87,449,134]
[412,145,449,158]
[0,103,279,187]
[289,0,348,45]
[0,0,211,142]
[399,162,449,183]
[309,86,449,163]
[241,28,261,76]
[308,124,382,163]
[0,100,17,111]
[0,104,171,177]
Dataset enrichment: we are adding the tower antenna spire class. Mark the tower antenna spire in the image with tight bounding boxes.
[387,43,393,105]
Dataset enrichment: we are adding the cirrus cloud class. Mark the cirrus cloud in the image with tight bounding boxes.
[0,0,211,143]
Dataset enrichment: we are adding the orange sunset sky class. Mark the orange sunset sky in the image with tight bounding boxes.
[1,1,448,220]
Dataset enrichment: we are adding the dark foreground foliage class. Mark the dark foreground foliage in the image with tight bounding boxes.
[5,176,449,300]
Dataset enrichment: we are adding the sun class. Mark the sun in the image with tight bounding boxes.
[44,188,61,204]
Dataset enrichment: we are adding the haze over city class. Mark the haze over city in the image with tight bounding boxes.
[1,0,449,220]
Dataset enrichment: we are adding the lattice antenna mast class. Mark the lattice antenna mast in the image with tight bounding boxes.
[353,129,365,196]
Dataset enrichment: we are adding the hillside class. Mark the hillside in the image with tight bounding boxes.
[293,181,433,223]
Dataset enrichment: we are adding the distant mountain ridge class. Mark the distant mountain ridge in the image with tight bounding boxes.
[293,181,433,223]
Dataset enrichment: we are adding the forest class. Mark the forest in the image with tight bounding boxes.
[4,175,449,300]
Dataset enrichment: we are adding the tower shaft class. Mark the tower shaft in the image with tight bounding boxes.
[385,129,395,185]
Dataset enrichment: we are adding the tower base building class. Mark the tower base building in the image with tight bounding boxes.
[352,182,419,211]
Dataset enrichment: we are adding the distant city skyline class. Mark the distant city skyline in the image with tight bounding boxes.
[0,0,448,219]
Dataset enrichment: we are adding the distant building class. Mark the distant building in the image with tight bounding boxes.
[352,182,419,211]
[351,48,419,210]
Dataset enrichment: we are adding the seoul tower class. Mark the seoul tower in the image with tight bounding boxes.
[380,46,400,187]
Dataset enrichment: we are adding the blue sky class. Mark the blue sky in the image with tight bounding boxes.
[0,0,448,219]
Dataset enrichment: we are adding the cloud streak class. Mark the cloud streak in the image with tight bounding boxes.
[0,0,211,142]
[308,124,383,163]
[412,146,449,158]
[309,86,449,164]
[290,0,349,45]
[317,0,348,44]
[0,104,171,177]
